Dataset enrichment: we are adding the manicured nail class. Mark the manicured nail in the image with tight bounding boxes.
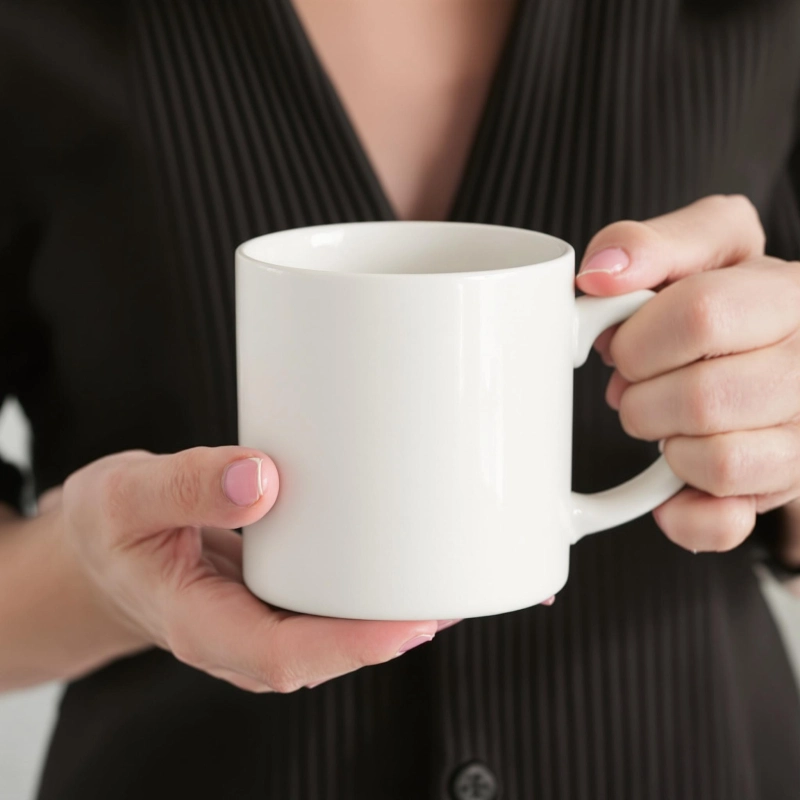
[658,439,665,453]
[436,619,461,632]
[579,247,630,276]
[396,634,434,656]
[541,595,556,606]
[222,457,267,507]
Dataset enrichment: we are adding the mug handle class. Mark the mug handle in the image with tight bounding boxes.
[571,290,685,543]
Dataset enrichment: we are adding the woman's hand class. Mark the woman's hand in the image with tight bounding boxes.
[576,195,800,563]
[2,447,441,692]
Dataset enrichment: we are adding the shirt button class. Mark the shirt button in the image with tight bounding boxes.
[449,761,499,800]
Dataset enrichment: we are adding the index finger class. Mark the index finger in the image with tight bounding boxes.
[164,573,438,692]
[610,259,800,382]
[576,194,765,297]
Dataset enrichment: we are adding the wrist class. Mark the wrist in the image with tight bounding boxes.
[53,512,152,664]
[0,513,149,690]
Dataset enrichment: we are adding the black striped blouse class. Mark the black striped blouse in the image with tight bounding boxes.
[2,1,800,798]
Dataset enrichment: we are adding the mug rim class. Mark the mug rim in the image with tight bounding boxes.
[235,220,574,279]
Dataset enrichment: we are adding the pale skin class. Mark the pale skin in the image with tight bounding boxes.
[578,195,800,571]
[1,1,799,694]
[292,0,517,220]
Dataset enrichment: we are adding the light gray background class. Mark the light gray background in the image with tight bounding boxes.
[1,398,799,800]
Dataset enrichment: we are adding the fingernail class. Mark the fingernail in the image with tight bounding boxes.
[222,457,267,507]
[306,679,328,689]
[692,549,698,555]
[579,247,630,276]
[541,595,556,606]
[396,634,434,656]
[658,439,665,453]
[436,619,461,632]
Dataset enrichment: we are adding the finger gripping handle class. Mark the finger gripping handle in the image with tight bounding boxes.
[571,291,684,543]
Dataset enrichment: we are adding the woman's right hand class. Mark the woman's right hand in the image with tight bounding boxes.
[38,446,439,692]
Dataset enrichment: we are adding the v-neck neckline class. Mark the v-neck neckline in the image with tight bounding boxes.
[280,0,524,223]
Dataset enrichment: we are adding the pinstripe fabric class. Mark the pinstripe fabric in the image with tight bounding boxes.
[19,0,800,798]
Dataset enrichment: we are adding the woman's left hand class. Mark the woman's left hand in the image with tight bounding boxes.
[575,194,800,564]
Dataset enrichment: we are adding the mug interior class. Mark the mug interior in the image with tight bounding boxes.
[239,221,570,275]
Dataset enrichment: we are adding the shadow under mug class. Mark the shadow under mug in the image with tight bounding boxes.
[236,222,683,620]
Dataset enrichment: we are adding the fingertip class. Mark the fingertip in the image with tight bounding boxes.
[540,595,556,606]
[577,269,659,297]
[575,271,620,297]
[605,370,627,410]
[395,633,435,656]
[654,489,755,553]
[592,324,619,366]
[258,455,280,512]
[275,615,438,675]
[220,452,279,512]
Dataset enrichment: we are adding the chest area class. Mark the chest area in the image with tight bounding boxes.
[291,0,517,220]
[123,0,800,239]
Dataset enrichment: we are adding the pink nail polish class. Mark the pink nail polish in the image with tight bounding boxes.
[541,595,556,606]
[436,619,462,632]
[222,457,265,507]
[579,247,630,276]
[396,634,434,656]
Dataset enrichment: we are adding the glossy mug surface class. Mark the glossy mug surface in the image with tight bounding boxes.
[236,222,682,620]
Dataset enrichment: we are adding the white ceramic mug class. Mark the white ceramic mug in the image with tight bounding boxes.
[236,222,683,620]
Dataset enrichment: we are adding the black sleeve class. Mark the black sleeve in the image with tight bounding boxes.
[0,9,51,513]
[763,121,800,264]
[0,207,43,511]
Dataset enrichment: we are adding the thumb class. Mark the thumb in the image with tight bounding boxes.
[37,486,64,515]
[575,194,765,297]
[79,446,280,538]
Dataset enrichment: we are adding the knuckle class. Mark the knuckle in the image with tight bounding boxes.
[61,468,86,519]
[167,449,208,514]
[683,281,726,351]
[682,373,721,434]
[712,194,765,253]
[706,438,745,497]
[701,193,742,214]
[95,464,137,534]
[728,193,765,235]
